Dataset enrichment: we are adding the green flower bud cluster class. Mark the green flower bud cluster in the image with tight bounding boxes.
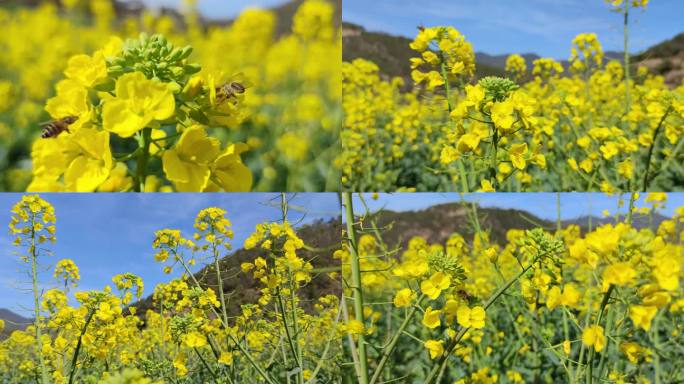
[107,33,200,83]
[427,249,466,283]
[520,228,564,265]
[76,290,110,309]
[169,314,199,341]
[478,76,518,102]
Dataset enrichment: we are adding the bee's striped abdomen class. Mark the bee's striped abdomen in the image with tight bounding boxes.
[40,116,77,139]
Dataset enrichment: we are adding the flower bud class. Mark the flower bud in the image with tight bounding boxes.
[183,63,202,74]
[179,46,193,60]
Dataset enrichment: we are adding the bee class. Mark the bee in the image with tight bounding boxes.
[455,289,471,302]
[215,73,253,105]
[40,116,78,139]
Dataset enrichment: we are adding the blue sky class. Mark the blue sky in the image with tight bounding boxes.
[343,0,684,58]
[351,193,684,221]
[0,193,339,315]
[133,0,289,19]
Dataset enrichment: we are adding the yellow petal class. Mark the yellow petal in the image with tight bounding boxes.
[103,99,147,138]
[64,156,110,192]
[213,152,252,192]
[162,149,190,183]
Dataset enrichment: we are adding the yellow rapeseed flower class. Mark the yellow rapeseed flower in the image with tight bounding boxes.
[456,305,486,329]
[420,271,451,300]
[582,325,605,352]
[102,72,175,138]
[424,339,444,359]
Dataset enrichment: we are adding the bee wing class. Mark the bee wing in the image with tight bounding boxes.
[230,72,255,89]
[230,71,245,80]
[38,120,53,126]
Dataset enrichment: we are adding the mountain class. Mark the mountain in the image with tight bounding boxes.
[634,32,684,86]
[357,202,668,250]
[343,21,682,87]
[0,308,31,340]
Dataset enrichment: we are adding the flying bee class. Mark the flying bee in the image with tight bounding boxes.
[215,73,253,105]
[40,116,78,139]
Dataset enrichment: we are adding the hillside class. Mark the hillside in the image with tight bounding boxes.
[343,21,683,87]
[0,308,31,340]
[634,32,684,86]
[360,202,666,250]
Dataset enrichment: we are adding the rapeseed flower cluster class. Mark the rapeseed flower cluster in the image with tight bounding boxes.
[4,192,683,383]
[341,1,684,192]
[0,195,344,383]
[0,0,341,192]
[339,192,684,383]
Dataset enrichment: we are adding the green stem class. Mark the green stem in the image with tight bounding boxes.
[30,216,49,384]
[276,287,302,372]
[457,161,470,193]
[289,271,303,384]
[649,136,684,187]
[490,126,499,188]
[368,294,426,384]
[280,193,304,384]
[208,243,238,377]
[193,347,219,383]
[642,107,673,191]
[342,193,370,384]
[135,128,153,192]
[68,309,95,384]
[596,302,615,380]
[440,61,453,112]
[114,148,142,162]
[212,228,230,332]
[626,192,637,225]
